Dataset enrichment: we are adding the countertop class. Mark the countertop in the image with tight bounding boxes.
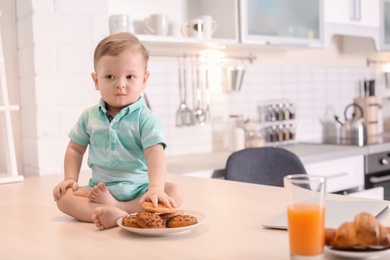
[3,172,390,259]
[167,142,390,174]
[0,172,390,260]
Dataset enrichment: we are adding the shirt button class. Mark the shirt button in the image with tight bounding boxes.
[110,144,116,150]
[110,160,119,168]
[111,123,117,129]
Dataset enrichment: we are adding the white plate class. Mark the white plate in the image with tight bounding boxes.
[325,246,390,258]
[117,210,205,236]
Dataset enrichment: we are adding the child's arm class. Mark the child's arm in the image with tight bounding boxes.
[53,140,87,201]
[141,143,176,207]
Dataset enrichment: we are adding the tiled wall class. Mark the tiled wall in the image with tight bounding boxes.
[15,0,379,176]
[146,60,372,156]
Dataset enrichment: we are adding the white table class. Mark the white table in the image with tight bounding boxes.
[1,172,390,259]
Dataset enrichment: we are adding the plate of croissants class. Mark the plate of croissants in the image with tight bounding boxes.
[117,202,205,236]
[324,212,390,258]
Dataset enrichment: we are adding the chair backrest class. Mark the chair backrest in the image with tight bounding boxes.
[225,147,306,187]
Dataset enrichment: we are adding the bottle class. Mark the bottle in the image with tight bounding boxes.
[289,124,296,140]
[288,103,296,120]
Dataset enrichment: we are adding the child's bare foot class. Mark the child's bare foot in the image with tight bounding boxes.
[88,182,118,207]
[92,206,127,230]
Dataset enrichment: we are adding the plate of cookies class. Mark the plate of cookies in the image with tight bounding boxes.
[117,202,205,236]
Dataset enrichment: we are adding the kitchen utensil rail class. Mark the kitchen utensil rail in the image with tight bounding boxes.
[150,51,256,64]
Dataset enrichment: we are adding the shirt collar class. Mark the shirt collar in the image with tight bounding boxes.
[98,97,146,116]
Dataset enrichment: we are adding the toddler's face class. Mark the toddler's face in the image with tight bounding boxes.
[92,48,149,115]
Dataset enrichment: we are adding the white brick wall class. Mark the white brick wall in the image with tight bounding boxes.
[15,0,381,176]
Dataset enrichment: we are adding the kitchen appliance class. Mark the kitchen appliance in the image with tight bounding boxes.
[334,103,367,146]
[365,150,390,200]
[353,96,381,136]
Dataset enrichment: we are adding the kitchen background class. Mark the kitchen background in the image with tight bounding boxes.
[1,0,390,177]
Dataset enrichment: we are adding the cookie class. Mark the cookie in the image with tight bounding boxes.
[122,215,139,228]
[136,211,165,229]
[160,209,185,221]
[166,214,198,228]
[141,201,177,214]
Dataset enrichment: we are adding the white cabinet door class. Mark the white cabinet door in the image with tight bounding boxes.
[324,0,380,27]
[304,155,364,193]
[324,0,351,25]
[380,0,390,50]
[359,0,380,27]
[239,0,323,46]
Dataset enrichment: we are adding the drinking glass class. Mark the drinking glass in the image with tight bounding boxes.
[284,174,326,260]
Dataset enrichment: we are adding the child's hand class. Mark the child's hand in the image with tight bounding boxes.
[139,186,177,208]
[52,179,79,201]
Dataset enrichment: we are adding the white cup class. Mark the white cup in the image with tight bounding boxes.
[200,16,217,39]
[144,14,169,36]
[181,18,205,39]
[109,14,130,34]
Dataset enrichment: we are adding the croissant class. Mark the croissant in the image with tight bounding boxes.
[325,212,390,249]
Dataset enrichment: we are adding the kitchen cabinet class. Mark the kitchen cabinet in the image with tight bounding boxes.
[324,0,380,49]
[325,0,380,27]
[304,155,364,193]
[239,0,323,46]
[380,0,390,50]
[108,0,239,45]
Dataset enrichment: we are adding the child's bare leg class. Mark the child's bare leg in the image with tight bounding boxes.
[88,182,118,206]
[91,199,143,230]
[91,182,184,230]
[56,187,104,222]
[92,206,128,230]
[164,182,184,207]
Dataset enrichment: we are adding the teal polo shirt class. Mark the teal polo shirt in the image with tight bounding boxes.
[68,98,167,201]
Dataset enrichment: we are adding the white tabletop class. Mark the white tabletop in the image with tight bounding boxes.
[1,173,390,259]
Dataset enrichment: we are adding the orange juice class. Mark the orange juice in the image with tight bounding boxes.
[287,203,325,256]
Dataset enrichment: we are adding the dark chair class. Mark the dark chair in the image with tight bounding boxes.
[225,147,306,187]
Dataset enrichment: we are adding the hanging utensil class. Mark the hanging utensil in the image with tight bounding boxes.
[223,61,246,92]
[193,58,206,125]
[175,56,194,127]
[204,66,211,122]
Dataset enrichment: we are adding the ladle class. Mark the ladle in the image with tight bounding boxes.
[175,57,194,127]
[193,59,206,125]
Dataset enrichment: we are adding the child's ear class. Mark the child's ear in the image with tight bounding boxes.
[91,72,99,90]
[142,70,150,88]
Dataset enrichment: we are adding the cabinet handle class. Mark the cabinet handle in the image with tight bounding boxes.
[350,0,356,20]
[355,0,361,21]
[369,175,390,184]
[325,172,348,179]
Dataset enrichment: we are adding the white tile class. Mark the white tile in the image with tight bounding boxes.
[30,0,54,12]
[32,14,90,44]
[55,0,108,14]
[36,107,61,136]
[18,46,35,77]
[57,45,94,74]
[34,45,57,74]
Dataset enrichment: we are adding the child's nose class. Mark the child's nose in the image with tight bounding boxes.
[116,78,126,88]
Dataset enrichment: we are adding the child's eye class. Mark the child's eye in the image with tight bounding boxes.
[127,75,135,79]
[105,75,114,79]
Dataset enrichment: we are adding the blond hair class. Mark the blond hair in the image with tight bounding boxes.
[93,32,149,70]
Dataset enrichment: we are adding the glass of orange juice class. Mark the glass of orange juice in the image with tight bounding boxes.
[284,174,326,260]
